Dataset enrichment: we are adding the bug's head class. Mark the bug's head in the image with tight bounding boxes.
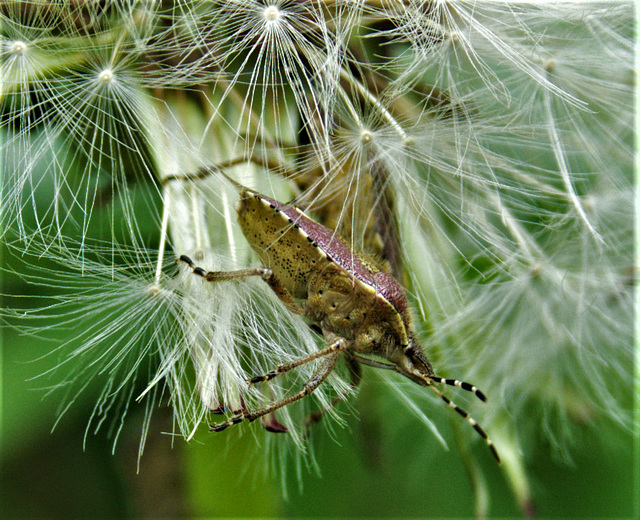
[399,333,436,385]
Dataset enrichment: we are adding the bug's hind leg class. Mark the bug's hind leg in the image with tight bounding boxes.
[304,354,362,428]
[211,349,343,432]
[177,255,304,315]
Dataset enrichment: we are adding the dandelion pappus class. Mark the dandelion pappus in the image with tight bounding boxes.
[174,166,500,463]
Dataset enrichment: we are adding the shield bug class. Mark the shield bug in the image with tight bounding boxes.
[176,167,500,463]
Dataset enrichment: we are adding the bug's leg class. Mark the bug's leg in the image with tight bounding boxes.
[304,354,362,427]
[259,269,305,315]
[177,255,304,315]
[428,384,501,464]
[211,350,342,432]
[178,254,267,281]
[248,337,347,385]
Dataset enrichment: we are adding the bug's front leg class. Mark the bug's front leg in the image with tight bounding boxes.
[177,255,304,315]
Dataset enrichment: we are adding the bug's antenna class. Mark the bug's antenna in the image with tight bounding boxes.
[431,376,487,403]
[428,384,501,463]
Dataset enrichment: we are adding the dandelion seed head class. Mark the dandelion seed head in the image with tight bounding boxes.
[581,195,595,212]
[9,40,27,55]
[447,31,461,44]
[437,245,634,457]
[147,283,172,298]
[360,129,373,143]
[263,5,281,23]
[529,264,543,279]
[97,68,115,85]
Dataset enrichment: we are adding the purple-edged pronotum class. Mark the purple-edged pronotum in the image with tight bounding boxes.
[176,169,500,463]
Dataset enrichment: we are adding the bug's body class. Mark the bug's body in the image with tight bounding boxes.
[236,189,416,366]
[178,173,499,463]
